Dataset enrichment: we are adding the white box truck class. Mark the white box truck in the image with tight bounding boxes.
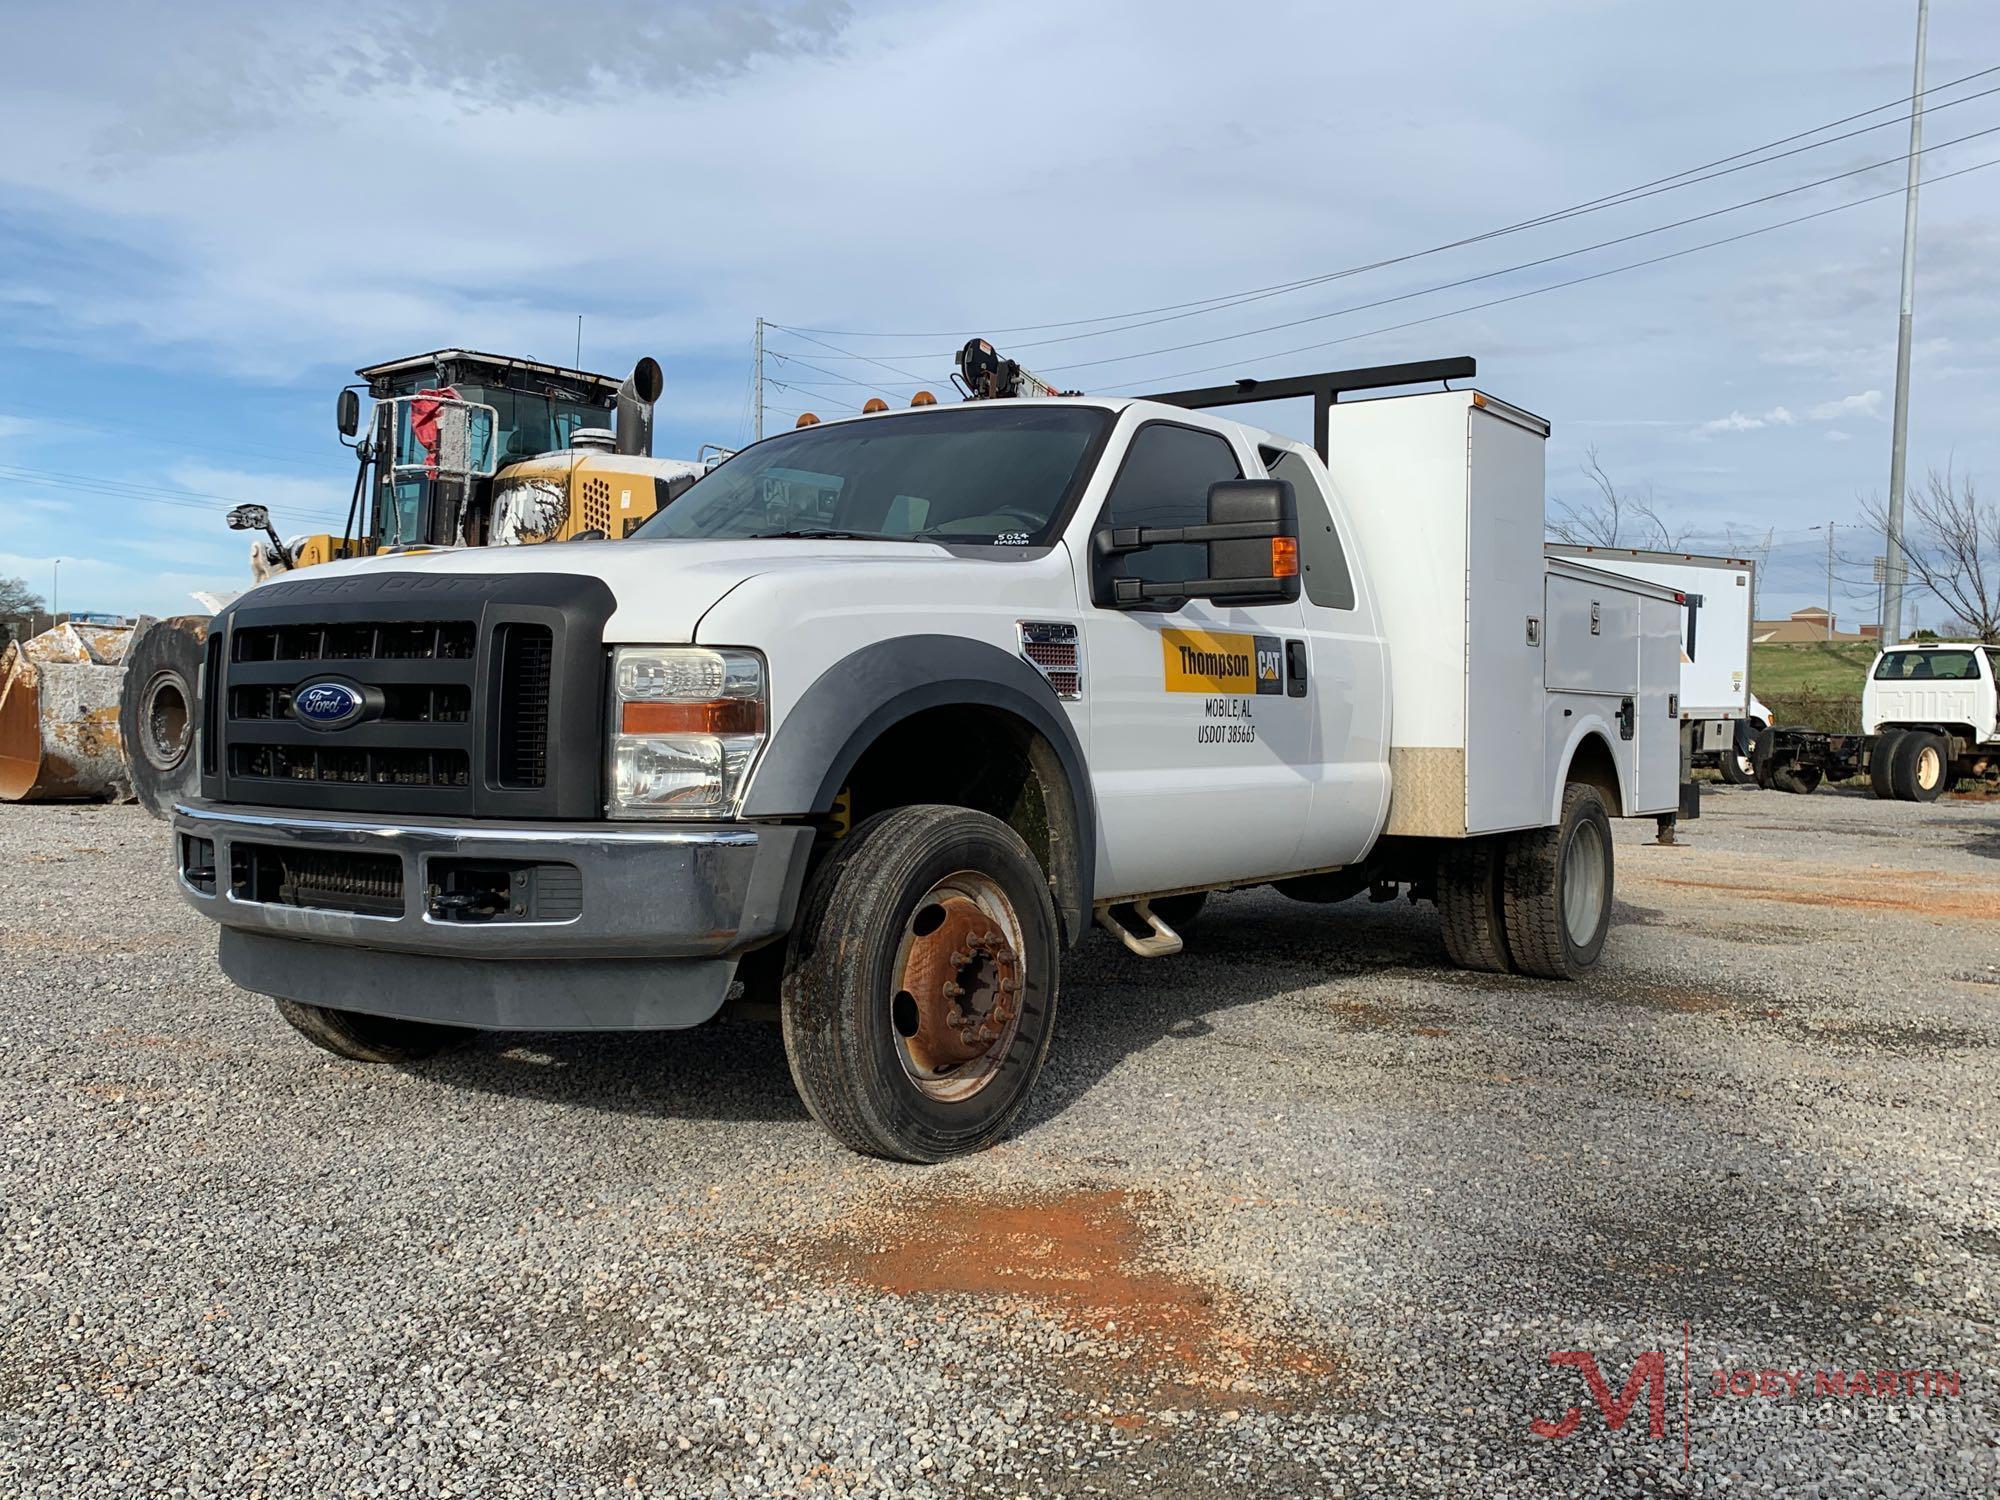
[169,355,1683,1161]
[1544,545,1770,784]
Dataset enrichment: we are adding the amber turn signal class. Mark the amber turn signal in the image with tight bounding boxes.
[1271,536,1299,578]
[795,412,820,428]
[621,699,765,735]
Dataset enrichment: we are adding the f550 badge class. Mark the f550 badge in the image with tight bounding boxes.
[1161,629,1282,695]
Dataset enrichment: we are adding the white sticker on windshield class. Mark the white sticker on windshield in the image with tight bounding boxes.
[996,532,1031,546]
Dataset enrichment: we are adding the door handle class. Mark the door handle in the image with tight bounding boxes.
[1285,639,1308,697]
[1618,697,1635,740]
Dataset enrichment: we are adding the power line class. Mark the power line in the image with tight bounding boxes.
[772,63,2000,345]
[0,463,351,527]
[1099,152,2000,392]
[767,350,915,400]
[1050,120,2000,378]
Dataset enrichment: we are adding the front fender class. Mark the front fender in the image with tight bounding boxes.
[742,634,1095,936]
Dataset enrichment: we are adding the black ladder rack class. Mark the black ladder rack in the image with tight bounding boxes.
[1143,355,1476,463]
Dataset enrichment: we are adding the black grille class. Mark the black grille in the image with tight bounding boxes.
[231,842,403,916]
[203,573,613,818]
[233,621,476,663]
[494,624,553,788]
[228,743,472,788]
[228,683,471,723]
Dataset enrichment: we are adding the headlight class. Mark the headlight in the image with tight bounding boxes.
[608,647,766,818]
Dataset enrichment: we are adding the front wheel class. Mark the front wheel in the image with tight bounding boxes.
[118,615,208,820]
[1501,784,1613,980]
[1719,722,1759,785]
[780,806,1059,1163]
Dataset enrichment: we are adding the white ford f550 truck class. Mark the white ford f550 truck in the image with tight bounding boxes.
[172,356,1684,1161]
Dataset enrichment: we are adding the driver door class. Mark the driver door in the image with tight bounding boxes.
[1079,418,1314,899]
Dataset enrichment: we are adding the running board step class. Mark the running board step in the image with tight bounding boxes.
[1095,900,1184,958]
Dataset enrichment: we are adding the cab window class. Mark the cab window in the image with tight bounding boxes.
[1100,423,1241,590]
[1261,446,1354,610]
[1873,648,1979,681]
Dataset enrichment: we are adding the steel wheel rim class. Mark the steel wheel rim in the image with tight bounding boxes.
[1916,746,1941,790]
[140,672,192,771]
[888,870,1026,1102]
[1561,821,1607,945]
[1732,752,1754,778]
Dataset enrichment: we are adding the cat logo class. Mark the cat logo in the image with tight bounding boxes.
[1254,639,1283,693]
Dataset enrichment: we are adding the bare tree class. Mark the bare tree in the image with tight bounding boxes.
[1548,447,1691,549]
[1861,464,1998,643]
[0,575,45,617]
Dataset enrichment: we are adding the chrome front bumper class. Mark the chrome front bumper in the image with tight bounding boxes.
[170,801,815,1031]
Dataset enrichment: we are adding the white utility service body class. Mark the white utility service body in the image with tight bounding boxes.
[171,364,1682,1160]
[1543,545,1765,775]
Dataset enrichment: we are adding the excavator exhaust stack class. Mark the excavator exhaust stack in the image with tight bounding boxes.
[0,623,136,803]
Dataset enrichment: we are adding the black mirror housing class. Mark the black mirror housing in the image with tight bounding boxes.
[336,388,361,439]
[1096,478,1300,610]
[226,503,271,532]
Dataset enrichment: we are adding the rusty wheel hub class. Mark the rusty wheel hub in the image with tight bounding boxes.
[891,877,1025,1101]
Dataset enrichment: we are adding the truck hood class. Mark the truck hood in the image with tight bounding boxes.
[251,537,1010,643]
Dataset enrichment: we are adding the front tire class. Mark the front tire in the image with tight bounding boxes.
[274,1000,469,1064]
[1502,784,1613,980]
[780,806,1059,1163]
[1719,721,1759,785]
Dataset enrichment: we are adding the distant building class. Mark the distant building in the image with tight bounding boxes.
[1752,606,1871,644]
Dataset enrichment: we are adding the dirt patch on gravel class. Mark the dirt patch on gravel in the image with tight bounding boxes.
[1633,865,2000,923]
[800,1188,1338,1409]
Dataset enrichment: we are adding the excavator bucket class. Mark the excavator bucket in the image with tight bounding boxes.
[0,622,136,802]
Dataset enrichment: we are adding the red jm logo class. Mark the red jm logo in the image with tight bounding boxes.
[1531,1351,1669,1440]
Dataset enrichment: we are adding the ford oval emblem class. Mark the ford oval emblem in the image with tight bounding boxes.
[292,681,364,730]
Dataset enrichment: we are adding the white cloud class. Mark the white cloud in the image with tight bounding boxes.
[1824,429,1852,443]
[1696,405,1794,436]
[1806,389,1883,422]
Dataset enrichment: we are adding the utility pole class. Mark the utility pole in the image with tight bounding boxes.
[52,558,61,620]
[753,317,765,442]
[1826,522,1836,640]
[1882,0,1929,646]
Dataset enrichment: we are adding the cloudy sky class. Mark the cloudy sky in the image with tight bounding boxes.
[2,0,1995,627]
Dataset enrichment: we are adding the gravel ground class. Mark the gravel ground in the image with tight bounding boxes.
[1,786,1995,1498]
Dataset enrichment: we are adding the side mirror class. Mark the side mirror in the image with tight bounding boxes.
[1095,479,1300,610]
[226,503,270,532]
[336,388,361,439]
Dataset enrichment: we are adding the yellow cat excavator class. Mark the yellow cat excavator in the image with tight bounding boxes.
[1,348,715,816]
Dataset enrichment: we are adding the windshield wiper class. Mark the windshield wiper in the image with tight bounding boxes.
[757,527,900,542]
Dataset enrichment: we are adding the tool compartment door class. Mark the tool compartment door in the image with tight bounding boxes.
[1634,594,1683,813]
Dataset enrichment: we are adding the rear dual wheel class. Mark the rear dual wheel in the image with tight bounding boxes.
[1891,731,1949,803]
[1436,784,1612,980]
[780,805,1059,1163]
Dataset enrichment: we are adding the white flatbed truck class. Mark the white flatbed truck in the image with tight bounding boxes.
[171,355,1684,1161]
[1759,639,1999,798]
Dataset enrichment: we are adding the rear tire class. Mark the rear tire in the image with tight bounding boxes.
[780,806,1059,1163]
[1501,784,1613,980]
[118,615,208,821]
[1771,765,1823,796]
[1893,731,1948,803]
[1436,839,1513,973]
[274,1000,469,1064]
[1869,730,1905,800]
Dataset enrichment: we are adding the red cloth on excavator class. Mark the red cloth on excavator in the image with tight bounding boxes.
[409,386,460,475]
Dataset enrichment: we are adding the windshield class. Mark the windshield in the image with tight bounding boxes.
[632,405,1111,545]
[1872,648,1982,681]
[458,385,607,464]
